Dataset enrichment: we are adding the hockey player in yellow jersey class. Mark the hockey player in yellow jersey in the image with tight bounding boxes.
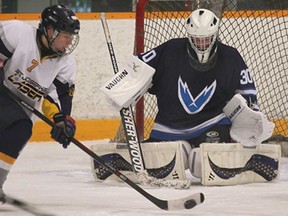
[0,4,80,200]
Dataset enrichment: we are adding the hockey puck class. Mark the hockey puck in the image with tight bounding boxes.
[184,199,196,209]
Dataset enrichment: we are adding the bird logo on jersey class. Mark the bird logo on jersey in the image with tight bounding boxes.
[178,76,216,114]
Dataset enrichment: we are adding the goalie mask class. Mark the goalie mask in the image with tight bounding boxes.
[39,4,80,56]
[186,9,220,71]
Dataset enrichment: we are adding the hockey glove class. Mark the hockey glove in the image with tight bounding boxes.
[51,113,76,148]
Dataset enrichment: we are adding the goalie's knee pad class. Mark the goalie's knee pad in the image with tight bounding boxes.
[180,140,192,170]
[188,147,202,178]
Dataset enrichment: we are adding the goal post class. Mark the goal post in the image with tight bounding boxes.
[114,0,288,142]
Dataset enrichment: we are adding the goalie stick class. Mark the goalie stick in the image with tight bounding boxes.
[1,193,55,216]
[3,86,204,211]
[100,12,146,173]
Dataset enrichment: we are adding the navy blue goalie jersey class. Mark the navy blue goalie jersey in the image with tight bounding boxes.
[138,38,258,141]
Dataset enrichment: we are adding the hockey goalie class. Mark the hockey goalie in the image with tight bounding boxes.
[93,9,280,186]
[94,55,280,186]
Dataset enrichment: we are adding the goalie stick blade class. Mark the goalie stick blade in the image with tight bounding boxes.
[1,194,55,216]
[156,192,204,211]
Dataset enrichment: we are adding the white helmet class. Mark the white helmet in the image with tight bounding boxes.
[186,9,220,64]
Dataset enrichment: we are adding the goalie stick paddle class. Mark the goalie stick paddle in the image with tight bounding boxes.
[100,12,146,173]
[1,193,55,216]
[3,86,204,211]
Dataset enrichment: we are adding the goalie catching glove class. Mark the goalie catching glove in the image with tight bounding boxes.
[51,113,76,148]
[99,55,155,110]
[223,94,275,146]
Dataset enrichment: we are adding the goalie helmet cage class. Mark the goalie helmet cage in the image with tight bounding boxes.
[114,0,288,143]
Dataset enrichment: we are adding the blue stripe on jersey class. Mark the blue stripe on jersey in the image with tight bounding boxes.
[150,114,231,140]
[0,38,13,59]
[235,89,257,96]
[53,79,74,115]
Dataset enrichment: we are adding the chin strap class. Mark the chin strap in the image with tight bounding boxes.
[41,28,64,57]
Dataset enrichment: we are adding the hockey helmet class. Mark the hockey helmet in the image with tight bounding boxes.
[186,9,219,68]
[39,5,80,55]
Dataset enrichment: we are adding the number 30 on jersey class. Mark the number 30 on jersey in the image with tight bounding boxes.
[240,69,253,85]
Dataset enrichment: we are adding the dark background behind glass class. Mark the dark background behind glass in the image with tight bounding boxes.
[0,0,287,13]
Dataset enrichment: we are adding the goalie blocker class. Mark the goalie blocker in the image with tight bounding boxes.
[99,55,155,110]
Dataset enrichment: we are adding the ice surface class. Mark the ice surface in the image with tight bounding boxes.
[1,141,287,216]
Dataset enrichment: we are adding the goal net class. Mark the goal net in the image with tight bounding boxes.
[114,0,288,143]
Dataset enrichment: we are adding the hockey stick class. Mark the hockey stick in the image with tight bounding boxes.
[99,13,191,189]
[3,86,204,210]
[1,193,55,216]
[100,12,146,173]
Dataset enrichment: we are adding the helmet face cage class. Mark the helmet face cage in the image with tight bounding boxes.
[186,9,219,63]
[64,32,79,55]
[49,29,80,56]
[39,4,80,56]
[191,35,214,51]
[187,33,217,62]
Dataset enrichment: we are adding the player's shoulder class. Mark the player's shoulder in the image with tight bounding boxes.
[162,38,188,50]
[1,20,35,36]
[1,20,31,29]
[218,41,241,57]
[218,41,238,53]
[0,20,36,48]
[166,38,188,45]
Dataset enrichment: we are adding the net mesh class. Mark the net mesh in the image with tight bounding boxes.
[114,0,288,142]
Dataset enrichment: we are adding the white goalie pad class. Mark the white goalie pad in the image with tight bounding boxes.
[90,140,189,183]
[99,55,155,110]
[223,94,275,146]
[200,143,281,186]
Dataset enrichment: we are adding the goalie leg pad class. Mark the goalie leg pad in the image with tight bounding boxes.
[200,143,281,186]
[90,140,189,182]
[181,140,192,170]
[188,147,202,179]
